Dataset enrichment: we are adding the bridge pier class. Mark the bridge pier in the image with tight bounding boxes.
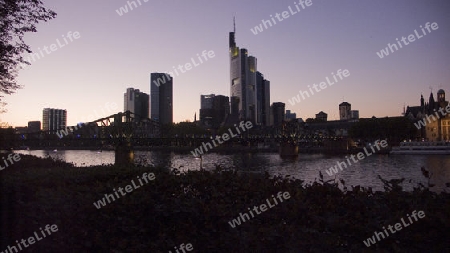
[279,142,299,158]
[115,140,134,166]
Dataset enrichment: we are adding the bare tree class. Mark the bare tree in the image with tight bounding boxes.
[0,0,56,110]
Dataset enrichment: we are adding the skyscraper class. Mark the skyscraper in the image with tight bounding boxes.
[200,94,215,127]
[42,108,67,132]
[201,94,215,110]
[230,20,270,125]
[124,88,149,119]
[200,94,230,128]
[256,71,270,126]
[271,102,285,127]
[212,95,230,128]
[150,73,173,125]
[229,21,258,122]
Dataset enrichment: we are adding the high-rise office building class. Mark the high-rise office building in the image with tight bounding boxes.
[213,95,230,128]
[200,94,230,128]
[230,96,239,117]
[124,88,149,119]
[229,21,258,122]
[200,94,215,127]
[150,73,173,124]
[42,108,67,132]
[270,102,285,127]
[229,21,270,125]
[256,71,270,126]
[201,94,215,110]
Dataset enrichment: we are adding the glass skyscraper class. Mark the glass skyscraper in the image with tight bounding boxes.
[150,73,173,125]
[229,22,270,125]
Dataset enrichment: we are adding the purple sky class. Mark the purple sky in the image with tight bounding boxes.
[2,0,450,126]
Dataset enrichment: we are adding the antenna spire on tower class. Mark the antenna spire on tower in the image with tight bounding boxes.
[229,16,236,48]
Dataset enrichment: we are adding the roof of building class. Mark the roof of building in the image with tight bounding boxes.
[405,106,422,118]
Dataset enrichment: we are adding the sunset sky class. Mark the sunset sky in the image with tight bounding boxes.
[1,0,449,126]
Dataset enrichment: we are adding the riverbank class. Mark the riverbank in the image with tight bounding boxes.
[1,155,449,252]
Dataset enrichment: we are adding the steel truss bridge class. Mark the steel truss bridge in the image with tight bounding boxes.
[14,111,161,149]
[8,112,335,150]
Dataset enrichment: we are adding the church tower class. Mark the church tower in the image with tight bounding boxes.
[437,89,445,103]
[428,92,436,112]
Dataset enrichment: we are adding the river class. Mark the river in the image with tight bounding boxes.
[14,150,450,192]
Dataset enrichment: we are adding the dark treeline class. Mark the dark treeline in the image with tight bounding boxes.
[349,117,417,143]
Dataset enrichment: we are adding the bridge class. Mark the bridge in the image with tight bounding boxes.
[2,112,339,158]
[11,111,160,149]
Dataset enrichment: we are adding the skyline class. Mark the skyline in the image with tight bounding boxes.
[1,0,450,126]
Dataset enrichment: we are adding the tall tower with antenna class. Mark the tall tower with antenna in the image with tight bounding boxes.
[234,16,236,33]
[229,17,259,122]
[229,17,236,49]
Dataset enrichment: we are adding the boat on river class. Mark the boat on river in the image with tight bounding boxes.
[390,141,450,155]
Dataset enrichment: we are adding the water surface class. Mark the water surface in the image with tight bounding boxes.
[15,150,450,192]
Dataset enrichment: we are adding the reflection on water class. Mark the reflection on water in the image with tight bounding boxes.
[17,149,115,167]
[15,150,450,192]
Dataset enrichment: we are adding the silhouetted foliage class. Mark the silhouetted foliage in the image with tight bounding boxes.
[1,155,449,252]
[349,117,416,143]
[0,0,56,105]
[0,126,14,148]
